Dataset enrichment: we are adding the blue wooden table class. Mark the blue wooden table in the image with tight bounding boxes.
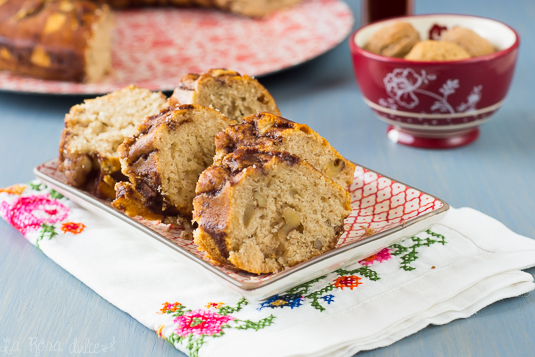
[1,0,534,356]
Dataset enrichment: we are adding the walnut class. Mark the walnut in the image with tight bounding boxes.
[59,1,75,12]
[365,22,420,58]
[243,203,256,227]
[323,159,345,179]
[405,40,470,61]
[0,47,12,61]
[442,27,494,57]
[14,1,44,20]
[44,13,67,34]
[278,207,301,239]
[253,191,267,208]
[30,47,51,68]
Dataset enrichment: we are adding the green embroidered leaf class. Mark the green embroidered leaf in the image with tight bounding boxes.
[234,315,275,331]
[185,334,205,357]
[393,230,447,271]
[426,229,446,245]
[305,284,336,312]
[390,243,409,256]
[49,190,64,199]
[218,297,248,315]
[36,223,58,250]
[336,266,380,281]
[28,182,44,191]
[285,275,326,296]
[170,304,190,317]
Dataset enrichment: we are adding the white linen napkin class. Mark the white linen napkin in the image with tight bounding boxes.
[1,182,534,357]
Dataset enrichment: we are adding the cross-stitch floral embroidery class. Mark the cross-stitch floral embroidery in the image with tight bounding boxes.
[0,194,69,235]
[390,230,446,271]
[333,275,362,290]
[159,302,182,314]
[359,248,392,265]
[175,310,234,337]
[61,222,86,235]
[159,298,275,357]
[0,184,26,195]
[205,302,224,309]
[0,184,88,250]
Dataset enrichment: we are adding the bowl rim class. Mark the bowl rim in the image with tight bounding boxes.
[349,13,520,65]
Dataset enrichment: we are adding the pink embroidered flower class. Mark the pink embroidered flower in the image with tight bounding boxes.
[174,309,234,337]
[359,248,392,266]
[0,195,69,235]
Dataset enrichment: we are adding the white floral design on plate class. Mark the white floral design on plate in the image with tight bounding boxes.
[378,68,483,114]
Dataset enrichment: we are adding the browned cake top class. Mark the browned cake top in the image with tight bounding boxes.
[215,112,312,157]
[120,104,196,163]
[175,68,246,92]
[196,147,301,196]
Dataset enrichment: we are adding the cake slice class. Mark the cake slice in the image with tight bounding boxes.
[169,69,280,123]
[193,148,352,274]
[113,104,235,219]
[58,85,168,198]
[214,112,356,189]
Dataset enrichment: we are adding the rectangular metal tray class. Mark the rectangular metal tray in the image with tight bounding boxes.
[35,159,449,301]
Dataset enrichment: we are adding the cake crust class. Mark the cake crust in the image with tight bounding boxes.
[215,112,356,189]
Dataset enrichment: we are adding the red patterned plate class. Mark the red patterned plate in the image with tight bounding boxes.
[0,0,353,95]
[35,159,449,301]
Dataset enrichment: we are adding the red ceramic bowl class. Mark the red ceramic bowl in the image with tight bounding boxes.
[349,14,520,149]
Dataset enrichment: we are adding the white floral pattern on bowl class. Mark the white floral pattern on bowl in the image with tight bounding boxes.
[379,68,483,115]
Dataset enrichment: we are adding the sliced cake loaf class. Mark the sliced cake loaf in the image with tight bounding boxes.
[214,112,356,189]
[113,104,235,219]
[58,85,167,198]
[0,0,114,82]
[168,69,280,123]
[193,148,352,274]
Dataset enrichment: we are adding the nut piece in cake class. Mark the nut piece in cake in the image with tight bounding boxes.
[169,69,280,123]
[404,40,471,61]
[214,112,356,189]
[58,85,168,198]
[192,148,352,274]
[113,104,235,219]
[365,22,420,58]
[442,27,495,57]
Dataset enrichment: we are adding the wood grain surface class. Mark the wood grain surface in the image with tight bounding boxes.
[1,0,534,356]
